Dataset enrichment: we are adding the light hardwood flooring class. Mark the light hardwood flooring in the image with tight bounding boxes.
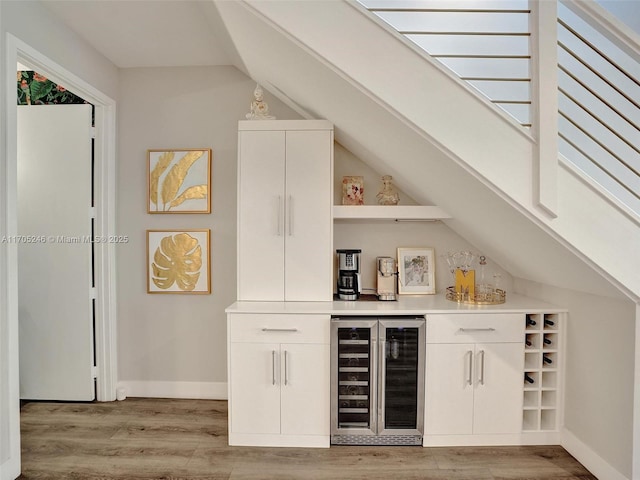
[19,398,597,480]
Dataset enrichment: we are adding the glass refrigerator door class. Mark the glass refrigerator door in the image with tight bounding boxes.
[379,319,425,435]
[333,321,377,434]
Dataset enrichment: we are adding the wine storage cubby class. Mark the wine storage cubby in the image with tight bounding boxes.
[522,313,562,432]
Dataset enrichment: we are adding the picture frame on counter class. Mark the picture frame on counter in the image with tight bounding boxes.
[397,247,436,295]
[147,229,211,294]
[148,148,212,213]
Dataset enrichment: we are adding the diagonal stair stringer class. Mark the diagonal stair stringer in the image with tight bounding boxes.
[214,0,640,301]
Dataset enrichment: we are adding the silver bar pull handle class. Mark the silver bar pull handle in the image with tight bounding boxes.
[478,350,485,385]
[284,350,289,386]
[277,196,282,236]
[466,350,473,386]
[288,195,293,236]
[272,350,277,385]
[262,328,299,332]
[459,327,496,332]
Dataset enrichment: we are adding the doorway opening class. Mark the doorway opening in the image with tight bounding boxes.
[9,35,118,403]
[17,67,98,402]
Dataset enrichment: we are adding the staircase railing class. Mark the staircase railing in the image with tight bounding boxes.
[357,0,640,217]
[558,0,640,215]
[361,0,533,128]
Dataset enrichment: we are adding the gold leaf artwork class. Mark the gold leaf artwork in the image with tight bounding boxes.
[152,233,202,291]
[149,150,209,212]
[169,184,208,209]
[149,151,175,207]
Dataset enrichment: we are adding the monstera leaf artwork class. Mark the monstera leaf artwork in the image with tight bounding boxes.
[147,230,210,294]
[148,149,211,213]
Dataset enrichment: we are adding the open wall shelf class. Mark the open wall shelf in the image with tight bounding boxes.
[333,205,451,221]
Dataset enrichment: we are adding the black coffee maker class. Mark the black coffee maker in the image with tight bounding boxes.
[337,249,361,300]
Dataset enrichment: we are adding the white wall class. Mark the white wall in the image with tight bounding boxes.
[514,278,635,479]
[1,1,118,99]
[116,66,512,398]
[116,66,302,398]
[334,143,513,296]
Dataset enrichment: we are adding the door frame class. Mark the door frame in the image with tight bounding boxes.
[1,32,117,478]
[9,33,118,400]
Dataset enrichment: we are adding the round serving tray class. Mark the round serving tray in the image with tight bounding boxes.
[445,286,506,305]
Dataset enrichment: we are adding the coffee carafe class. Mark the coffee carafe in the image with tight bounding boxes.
[376,256,397,301]
[337,249,361,300]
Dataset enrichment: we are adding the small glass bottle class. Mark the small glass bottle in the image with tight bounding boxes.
[376,175,400,205]
[390,336,399,359]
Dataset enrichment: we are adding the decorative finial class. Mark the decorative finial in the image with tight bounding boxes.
[246,83,276,120]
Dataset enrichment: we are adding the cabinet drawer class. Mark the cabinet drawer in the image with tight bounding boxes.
[426,313,524,343]
[229,314,330,344]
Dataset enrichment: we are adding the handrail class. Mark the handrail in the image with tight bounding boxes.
[560,0,640,64]
[558,18,640,87]
[557,0,640,212]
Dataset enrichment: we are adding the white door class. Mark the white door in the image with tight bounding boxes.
[425,343,475,434]
[17,104,95,401]
[284,130,332,301]
[229,342,281,435]
[237,130,286,301]
[473,343,524,434]
[280,343,330,436]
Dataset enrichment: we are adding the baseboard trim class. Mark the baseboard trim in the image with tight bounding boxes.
[117,381,228,400]
[561,427,629,480]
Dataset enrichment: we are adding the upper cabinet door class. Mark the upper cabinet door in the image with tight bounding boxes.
[284,129,333,301]
[238,130,286,301]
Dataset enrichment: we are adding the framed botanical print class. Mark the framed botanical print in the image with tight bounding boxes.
[397,247,436,295]
[147,229,211,294]
[148,148,211,213]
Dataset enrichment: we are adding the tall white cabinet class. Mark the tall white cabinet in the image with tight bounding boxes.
[237,120,334,301]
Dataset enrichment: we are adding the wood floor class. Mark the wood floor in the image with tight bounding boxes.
[19,398,597,480]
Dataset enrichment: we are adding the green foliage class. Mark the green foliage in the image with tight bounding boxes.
[17,70,89,106]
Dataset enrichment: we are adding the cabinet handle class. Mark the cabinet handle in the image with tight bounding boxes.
[478,350,485,385]
[262,328,299,332]
[466,350,473,386]
[284,350,289,386]
[277,196,283,236]
[288,195,293,236]
[458,327,496,332]
[272,350,277,385]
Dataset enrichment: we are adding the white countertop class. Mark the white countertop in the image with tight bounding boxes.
[225,293,566,315]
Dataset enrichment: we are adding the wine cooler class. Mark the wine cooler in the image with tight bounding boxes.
[330,316,425,445]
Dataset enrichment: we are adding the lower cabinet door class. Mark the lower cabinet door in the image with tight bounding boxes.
[280,343,330,436]
[472,343,524,435]
[229,342,281,435]
[425,343,475,435]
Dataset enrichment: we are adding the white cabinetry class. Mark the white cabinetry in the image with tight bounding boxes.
[227,313,330,447]
[237,120,333,301]
[523,312,563,433]
[424,314,524,444]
